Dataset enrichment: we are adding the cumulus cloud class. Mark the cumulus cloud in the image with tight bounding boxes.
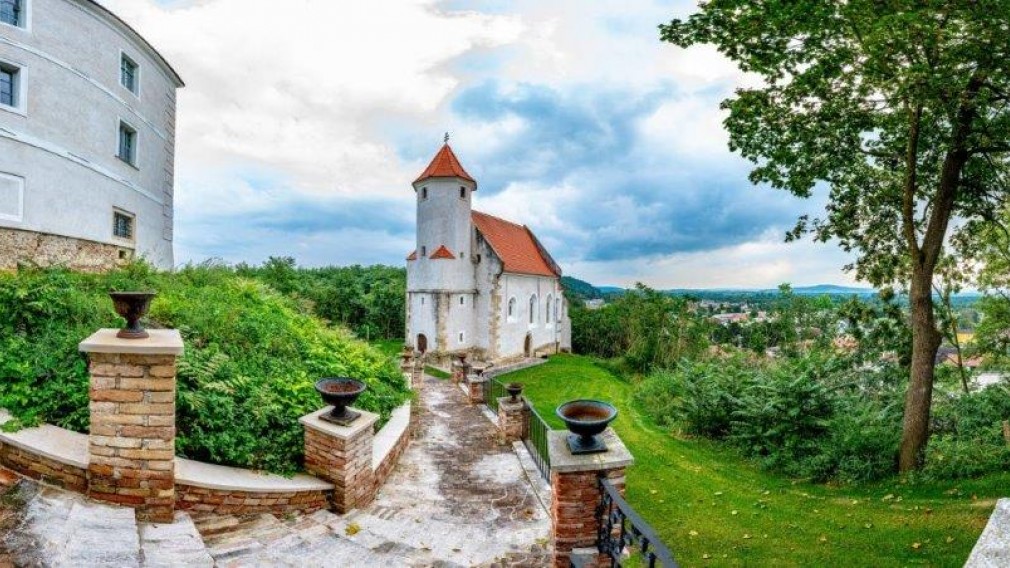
[102,0,855,287]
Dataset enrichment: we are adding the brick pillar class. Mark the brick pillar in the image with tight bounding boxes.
[467,374,486,405]
[300,408,378,513]
[548,428,634,568]
[79,329,183,523]
[497,397,528,442]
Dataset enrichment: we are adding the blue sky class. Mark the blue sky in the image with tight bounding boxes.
[107,0,857,288]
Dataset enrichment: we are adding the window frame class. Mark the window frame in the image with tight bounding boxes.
[0,59,26,115]
[119,51,140,96]
[112,208,136,243]
[116,119,139,167]
[0,0,29,31]
[507,296,517,322]
[546,295,553,324]
[529,295,538,326]
[459,186,466,199]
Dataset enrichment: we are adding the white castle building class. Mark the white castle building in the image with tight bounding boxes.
[0,0,183,270]
[406,141,572,362]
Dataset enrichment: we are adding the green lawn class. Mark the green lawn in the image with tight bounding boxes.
[371,338,404,360]
[506,354,1004,567]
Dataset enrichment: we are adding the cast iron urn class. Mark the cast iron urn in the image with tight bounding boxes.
[109,291,157,340]
[315,378,367,426]
[556,399,618,455]
[506,382,524,403]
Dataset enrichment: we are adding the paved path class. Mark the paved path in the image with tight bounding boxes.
[348,372,551,566]
[196,372,551,567]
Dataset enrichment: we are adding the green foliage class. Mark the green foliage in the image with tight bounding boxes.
[238,257,406,341]
[637,355,905,483]
[571,284,712,372]
[560,276,602,302]
[0,264,411,474]
[924,385,1010,479]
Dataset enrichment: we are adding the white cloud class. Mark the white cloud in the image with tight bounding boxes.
[102,0,524,197]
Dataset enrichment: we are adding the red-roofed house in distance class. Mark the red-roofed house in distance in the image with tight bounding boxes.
[405,140,572,362]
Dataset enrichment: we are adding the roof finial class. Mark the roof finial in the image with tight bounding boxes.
[444,131,450,145]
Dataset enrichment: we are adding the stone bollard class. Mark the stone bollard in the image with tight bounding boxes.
[79,328,184,523]
[548,428,634,568]
[466,374,487,405]
[301,408,378,513]
[497,397,528,442]
[411,357,424,389]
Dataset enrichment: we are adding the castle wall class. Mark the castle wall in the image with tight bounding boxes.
[0,0,181,269]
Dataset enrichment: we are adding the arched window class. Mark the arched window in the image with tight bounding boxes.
[546,295,553,323]
[507,297,517,321]
[529,295,538,325]
[555,299,561,322]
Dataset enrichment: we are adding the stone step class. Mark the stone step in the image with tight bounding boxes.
[139,512,214,567]
[60,499,140,567]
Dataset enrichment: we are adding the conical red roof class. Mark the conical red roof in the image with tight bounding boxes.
[414,144,475,184]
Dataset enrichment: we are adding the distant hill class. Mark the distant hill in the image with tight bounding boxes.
[561,276,603,301]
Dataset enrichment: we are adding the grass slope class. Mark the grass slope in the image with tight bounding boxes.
[508,354,1003,567]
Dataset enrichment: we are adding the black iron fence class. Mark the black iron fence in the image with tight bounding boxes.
[524,404,552,482]
[484,378,506,412]
[597,478,678,567]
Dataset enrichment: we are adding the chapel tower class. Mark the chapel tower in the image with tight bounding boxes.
[405,138,479,355]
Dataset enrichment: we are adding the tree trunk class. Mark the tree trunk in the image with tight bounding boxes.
[899,268,943,472]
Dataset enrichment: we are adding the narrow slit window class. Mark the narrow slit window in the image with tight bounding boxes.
[460,187,466,199]
[118,121,137,166]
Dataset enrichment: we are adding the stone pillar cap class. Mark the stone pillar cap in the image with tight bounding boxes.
[497,397,526,410]
[300,407,379,439]
[79,329,184,356]
[467,374,488,384]
[548,428,634,473]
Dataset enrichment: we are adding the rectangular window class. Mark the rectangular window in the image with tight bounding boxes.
[460,187,466,199]
[0,63,19,108]
[0,0,21,27]
[458,332,464,343]
[113,210,134,241]
[118,121,137,166]
[120,53,138,94]
[459,296,465,306]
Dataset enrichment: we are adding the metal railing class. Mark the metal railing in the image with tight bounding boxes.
[484,378,506,412]
[597,478,678,567]
[524,404,552,482]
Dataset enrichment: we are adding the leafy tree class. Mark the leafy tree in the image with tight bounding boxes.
[662,2,1010,471]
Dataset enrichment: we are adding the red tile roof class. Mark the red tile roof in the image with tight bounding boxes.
[429,245,456,260]
[471,211,560,278]
[406,250,418,261]
[414,144,476,184]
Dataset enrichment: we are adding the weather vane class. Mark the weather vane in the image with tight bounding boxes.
[444,132,450,144]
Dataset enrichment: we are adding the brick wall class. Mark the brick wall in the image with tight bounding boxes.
[497,398,528,443]
[372,413,415,491]
[303,416,376,514]
[0,443,87,492]
[175,485,329,516]
[550,467,626,568]
[87,351,177,523]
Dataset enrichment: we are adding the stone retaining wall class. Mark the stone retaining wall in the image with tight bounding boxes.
[0,443,87,492]
[175,485,330,516]
[372,411,414,491]
[0,227,124,272]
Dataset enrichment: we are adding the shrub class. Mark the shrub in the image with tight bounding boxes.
[729,361,835,476]
[0,264,411,474]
